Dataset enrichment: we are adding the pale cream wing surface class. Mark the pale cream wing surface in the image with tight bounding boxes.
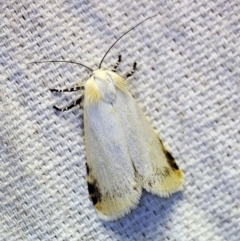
[113,89,183,197]
[84,96,142,221]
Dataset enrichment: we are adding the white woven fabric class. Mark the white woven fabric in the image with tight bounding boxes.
[1,0,239,240]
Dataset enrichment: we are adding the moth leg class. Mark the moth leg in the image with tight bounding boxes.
[50,86,84,92]
[53,96,83,111]
[112,55,122,72]
[125,62,137,78]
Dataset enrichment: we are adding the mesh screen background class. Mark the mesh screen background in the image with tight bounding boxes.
[1,1,239,240]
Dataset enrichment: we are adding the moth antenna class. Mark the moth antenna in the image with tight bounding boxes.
[27,60,93,72]
[98,13,159,69]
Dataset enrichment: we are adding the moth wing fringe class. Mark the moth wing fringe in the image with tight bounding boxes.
[95,186,142,221]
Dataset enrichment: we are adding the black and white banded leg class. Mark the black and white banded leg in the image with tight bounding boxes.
[125,62,137,78]
[53,96,84,111]
[50,86,84,92]
[112,55,122,72]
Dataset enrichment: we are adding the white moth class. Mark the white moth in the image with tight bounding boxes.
[39,14,183,221]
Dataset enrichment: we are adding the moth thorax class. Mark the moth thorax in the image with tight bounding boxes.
[94,70,117,103]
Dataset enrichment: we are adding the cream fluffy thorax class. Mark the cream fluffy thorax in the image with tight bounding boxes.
[84,70,127,104]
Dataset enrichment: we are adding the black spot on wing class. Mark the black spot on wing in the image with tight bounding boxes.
[158,138,179,170]
[165,150,179,170]
[86,163,90,175]
[87,179,102,205]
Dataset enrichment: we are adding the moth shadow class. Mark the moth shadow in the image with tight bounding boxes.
[102,190,183,240]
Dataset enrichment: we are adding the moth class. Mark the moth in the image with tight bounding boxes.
[35,14,183,221]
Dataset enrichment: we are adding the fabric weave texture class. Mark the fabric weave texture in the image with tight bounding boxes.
[1,1,239,240]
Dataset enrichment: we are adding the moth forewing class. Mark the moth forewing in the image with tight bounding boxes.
[83,71,142,220]
[113,77,183,197]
